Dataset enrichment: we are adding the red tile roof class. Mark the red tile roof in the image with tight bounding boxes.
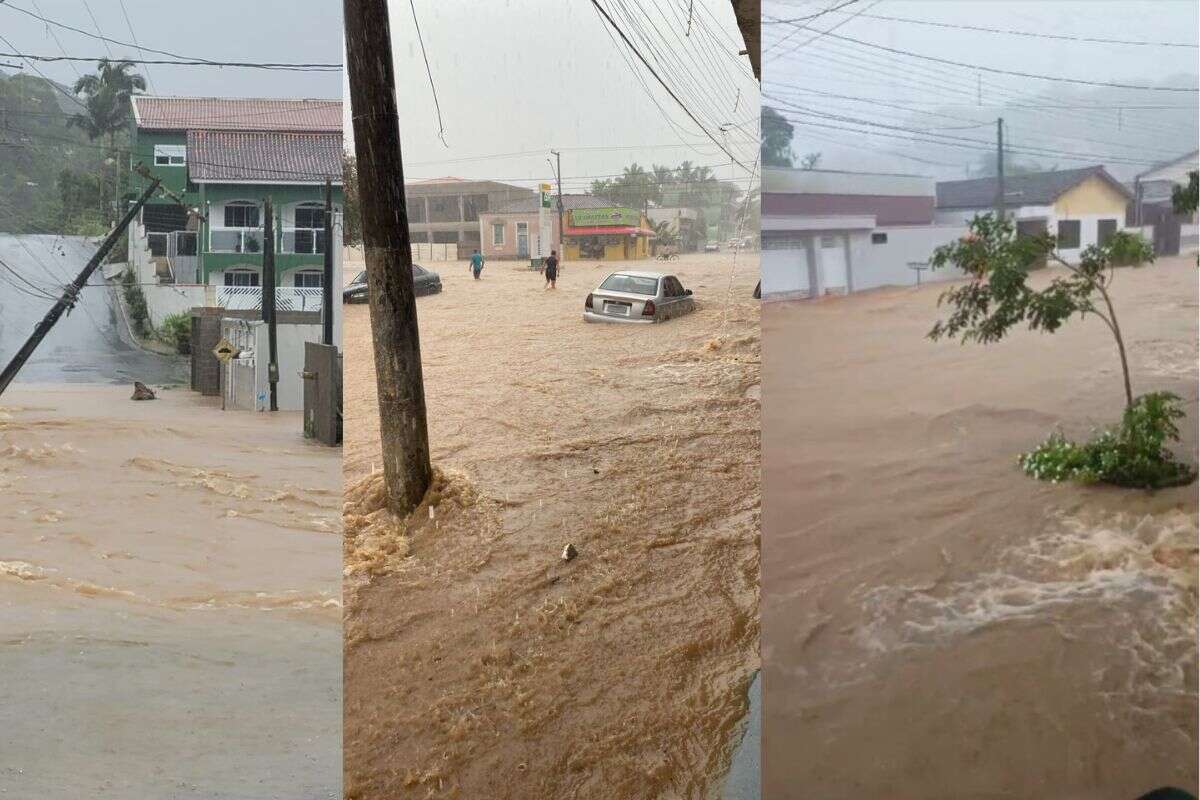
[132,96,341,132]
[187,130,342,184]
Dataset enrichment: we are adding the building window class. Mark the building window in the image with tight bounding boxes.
[1056,219,1081,249]
[462,194,488,222]
[428,195,459,222]
[293,270,323,288]
[871,232,888,244]
[492,222,505,246]
[407,196,427,223]
[223,201,260,228]
[153,144,186,166]
[820,235,837,248]
[1097,218,1117,246]
[224,270,259,287]
[290,202,327,254]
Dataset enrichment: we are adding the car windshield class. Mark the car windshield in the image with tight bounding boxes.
[352,270,366,284]
[413,265,427,276]
[599,274,658,295]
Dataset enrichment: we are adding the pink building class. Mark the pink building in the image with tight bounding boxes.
[478,194,614,260]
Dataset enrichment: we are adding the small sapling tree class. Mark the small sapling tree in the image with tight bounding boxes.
[928,213,1194,489]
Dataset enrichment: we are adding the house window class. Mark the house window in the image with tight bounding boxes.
[871,232,888,244]
[295,203,326,230]
[224,270,259,287]
[293,270,323,288]
[223,201,260,228]
[492,222,505,246]
[820,235,837,248]
[153,144,186,166]
[1056,219,1081,249]
[1097,219,1118,246]
[291,202,327,254]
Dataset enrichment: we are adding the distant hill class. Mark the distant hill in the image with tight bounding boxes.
[0,72,105,234]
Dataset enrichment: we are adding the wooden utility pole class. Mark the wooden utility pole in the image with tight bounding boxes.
[322,178,334,345]
[262,197,279,412]
[995,117,1005,222]
[344,0,432,514]
[0,179,160,397]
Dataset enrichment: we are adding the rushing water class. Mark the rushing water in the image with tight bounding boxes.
[762,254,1199,799]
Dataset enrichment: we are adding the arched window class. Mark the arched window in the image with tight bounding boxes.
[223,201,260,229]
[291,202,327,254]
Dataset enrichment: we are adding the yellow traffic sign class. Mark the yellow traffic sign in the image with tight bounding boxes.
[212,338,238,362]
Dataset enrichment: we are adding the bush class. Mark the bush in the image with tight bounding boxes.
[1020,392,1196,489]
[159,312,191,354]
[121,269,150,337]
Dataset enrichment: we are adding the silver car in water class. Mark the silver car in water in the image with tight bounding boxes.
[583,270,695,324]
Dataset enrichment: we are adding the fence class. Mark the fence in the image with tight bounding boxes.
[216,285,324,312]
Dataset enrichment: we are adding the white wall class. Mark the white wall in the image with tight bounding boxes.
[143,284,206,328]
[849,225,967,291]
[220,319,324,412]
[761,247,810,298]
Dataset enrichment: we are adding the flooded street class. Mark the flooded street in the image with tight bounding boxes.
[762,254,1198,798]
[0,235,186,386]
[0,385,341,796]
[343,253,760,799]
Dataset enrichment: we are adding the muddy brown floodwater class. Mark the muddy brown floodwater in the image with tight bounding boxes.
[343,253,761,799]
[0,384,341,798]
[762,254,1199,799]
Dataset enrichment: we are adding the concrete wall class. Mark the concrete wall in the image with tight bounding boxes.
[144,284,207,328]
[849,225,967,291]
[478,212,559,260]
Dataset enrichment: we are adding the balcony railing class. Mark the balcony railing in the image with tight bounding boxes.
[210,228,264,254]
[281,227,327,255]
[216,285,324,312]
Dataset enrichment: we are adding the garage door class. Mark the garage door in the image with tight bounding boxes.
[819,234,848,292]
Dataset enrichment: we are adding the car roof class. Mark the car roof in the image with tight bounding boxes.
[607,270,666,279]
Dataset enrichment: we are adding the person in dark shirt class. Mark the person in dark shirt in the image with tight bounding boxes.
[543,250,559,290]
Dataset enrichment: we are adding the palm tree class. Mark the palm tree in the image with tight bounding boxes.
[69,60,146,224]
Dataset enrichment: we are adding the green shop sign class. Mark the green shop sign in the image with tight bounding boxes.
[570,207,639,227]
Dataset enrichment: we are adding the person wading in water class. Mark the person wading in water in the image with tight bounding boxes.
[469,249,485,280]
[543,250,559,290]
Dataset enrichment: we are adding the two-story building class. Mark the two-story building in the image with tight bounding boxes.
[404,177,534,257]
[127,96,342,324]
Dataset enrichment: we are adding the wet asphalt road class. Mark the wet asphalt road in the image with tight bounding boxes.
[0,234,185,386]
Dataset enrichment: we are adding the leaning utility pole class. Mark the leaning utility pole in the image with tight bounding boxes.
[344,0,432,514]
[995,117,1005,222]
[0,178,160,397]
[322,178,334,345]
[550,149,564,257]
[262,197,279,412]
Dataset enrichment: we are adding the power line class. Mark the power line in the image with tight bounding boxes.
[30,0,81,81]
[764,0,881,62]
[79,0,114,59]
[798,9,1200,48]
[117,0,154,93]
[0,50,340,71]
[0,1,338,71]
[589,0,749,171]
[765,0,860,24]
[817,31,1200,93]
[407,0,446,146]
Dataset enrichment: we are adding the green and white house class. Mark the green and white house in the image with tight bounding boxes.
[126,96,342,324]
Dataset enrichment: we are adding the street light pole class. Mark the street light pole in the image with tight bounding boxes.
[549,150,564,258]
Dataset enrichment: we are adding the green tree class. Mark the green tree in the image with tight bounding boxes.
[799,152,821,170]
[1172,170,1198,215]
[761,106,793,168]
[929,213,1153,409]
[69,60,146,224]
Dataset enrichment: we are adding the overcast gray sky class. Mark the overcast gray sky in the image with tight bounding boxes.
[0,0,342,99]
[344,0,760,193]
[763,0,1200,180]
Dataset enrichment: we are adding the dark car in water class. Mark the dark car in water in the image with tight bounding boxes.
[342,265,442,303]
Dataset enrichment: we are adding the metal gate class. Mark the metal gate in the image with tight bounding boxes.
[302,341,342,446]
